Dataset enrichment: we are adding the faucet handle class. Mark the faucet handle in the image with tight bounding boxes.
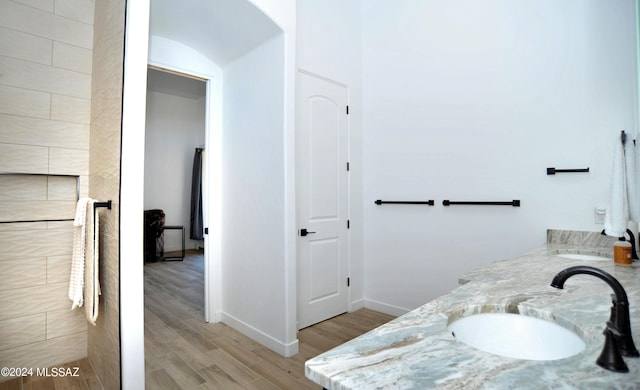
[597,324,629,373]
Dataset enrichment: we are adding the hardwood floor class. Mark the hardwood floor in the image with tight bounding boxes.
[144,250,395,389]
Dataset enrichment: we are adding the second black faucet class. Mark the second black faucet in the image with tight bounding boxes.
[551,265,638,372]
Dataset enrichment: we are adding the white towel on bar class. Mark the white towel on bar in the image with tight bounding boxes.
[605,136,636,237]
[625,136,639,222]
[69,198,90,310]
[85,198,101,326]
[68,198,101,325]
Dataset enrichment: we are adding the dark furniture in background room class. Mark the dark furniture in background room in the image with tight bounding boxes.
[144,209,165,263]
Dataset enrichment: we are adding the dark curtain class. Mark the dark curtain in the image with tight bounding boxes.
[190,148,204,240]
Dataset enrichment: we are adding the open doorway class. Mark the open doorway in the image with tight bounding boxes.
[143,67,208,319]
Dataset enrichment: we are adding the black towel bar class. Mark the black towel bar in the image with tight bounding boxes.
[547,167,589,175]
[443,200,520,207]
[94,200,112,210]
[374,200,435,206]
[92,200,111,245]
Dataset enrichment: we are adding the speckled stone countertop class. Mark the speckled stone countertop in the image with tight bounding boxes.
[305,230,640,389]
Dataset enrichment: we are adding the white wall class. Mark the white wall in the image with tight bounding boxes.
[362,0,639,314]
[144,69,206,251]
[296,0,365,309]
[248,0,298,354]
[221,35,297,355]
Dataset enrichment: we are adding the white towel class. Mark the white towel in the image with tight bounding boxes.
[626,136,639,222]
[85,199,101,325]
[605,137,632,237]
[68,198,102,325]
[69,198,90,309]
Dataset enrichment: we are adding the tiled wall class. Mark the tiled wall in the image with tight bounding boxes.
[88,0,125,388]
[0,0,95,371]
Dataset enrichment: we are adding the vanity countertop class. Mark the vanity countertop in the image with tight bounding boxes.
[305,230,640,389]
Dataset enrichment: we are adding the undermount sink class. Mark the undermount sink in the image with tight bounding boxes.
[448,312,585,360]
[556,253,610,261]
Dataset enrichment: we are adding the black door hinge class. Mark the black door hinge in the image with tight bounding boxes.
[346,162,350,171]
[347,220,350,229]
[346,105,349,115]
[347,277,350,287]
[204,227,209,235]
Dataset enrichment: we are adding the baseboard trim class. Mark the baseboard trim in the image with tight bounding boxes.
[221,312,299,357]
[350,298,365,312]
[363,299,410,317]
[208,310,223,323]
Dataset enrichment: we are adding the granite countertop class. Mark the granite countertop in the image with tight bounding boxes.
[305,230,640,389]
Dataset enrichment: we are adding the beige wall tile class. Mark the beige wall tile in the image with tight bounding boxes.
[0,221,47,232]
[0,143,49,174]
[47,254,71,284]
[47,175,79,200]
[54,0,95,25]
[88,305,119,388]
[0,258,46,290]
[0,56,91,98]
[51,94,90,124]
[46,308,86,339]
[0,0,89,363]
[0,332,87,369]
[0,0,92,49]
[0,85,51,119]
[53,41,92,74]
[0,174,47,200]
[89,133,121,201]
[49,147,89,175]
[0,227,72,259]
[0,114,89,149]
[78,175,88,198]
[0,282,70,321]
[12,0,54,12]
[0,314,46,350]
[90,100,123,142]
[0,25,52,65]
[46,220,73,229]
[89,1,123,386]
[0,200,76,223]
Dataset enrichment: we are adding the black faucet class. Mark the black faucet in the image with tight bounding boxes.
[551,266,639,372]
[625,229,639,260]
[601,229,639,260]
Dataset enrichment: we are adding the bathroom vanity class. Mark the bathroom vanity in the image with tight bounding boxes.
[305,230,640,389]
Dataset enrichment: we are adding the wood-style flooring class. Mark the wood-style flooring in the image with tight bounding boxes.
[144,250,395,389]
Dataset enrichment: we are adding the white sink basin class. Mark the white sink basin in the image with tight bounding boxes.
[556,253,610,261]
[448,313,585,360]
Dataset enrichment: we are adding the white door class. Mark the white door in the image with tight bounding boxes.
[297,71,349,329]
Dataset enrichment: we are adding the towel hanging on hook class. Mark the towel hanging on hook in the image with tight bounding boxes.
[621,130,636,146]
[605,131,639,237]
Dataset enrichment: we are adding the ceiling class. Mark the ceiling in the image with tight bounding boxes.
[147,68,206,99]
[149,0,282,66]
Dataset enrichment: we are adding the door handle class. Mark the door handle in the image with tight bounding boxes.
[300,228,316,237]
